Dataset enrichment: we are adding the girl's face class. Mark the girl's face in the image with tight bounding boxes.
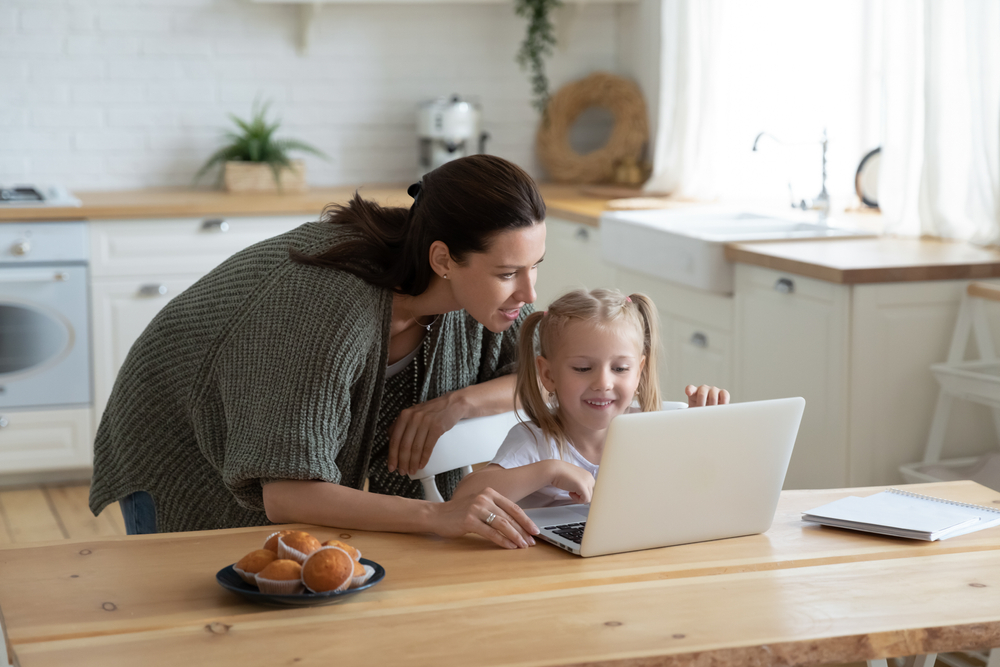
[537,319,645,436]
[445,223,546,333]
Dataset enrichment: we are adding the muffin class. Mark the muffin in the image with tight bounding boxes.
[278,531,322,564]
[322,539,361,561]
[349,559,375,588]
[302,547,354,594]
[233,549,277,585]
[262,530,295,553]
[255,559,304,595]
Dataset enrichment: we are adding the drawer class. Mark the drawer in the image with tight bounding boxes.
[89,215,313,278]
[0,408,93,473]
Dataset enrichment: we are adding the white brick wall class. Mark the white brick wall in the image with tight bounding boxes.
[0,0,652,190]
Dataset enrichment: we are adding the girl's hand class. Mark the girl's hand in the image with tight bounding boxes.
[428,487,539,549]
[388,391,467,475]
[548,460,596,504]
[685,385,731,407]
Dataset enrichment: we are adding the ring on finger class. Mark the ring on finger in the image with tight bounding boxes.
[485,512,497,527]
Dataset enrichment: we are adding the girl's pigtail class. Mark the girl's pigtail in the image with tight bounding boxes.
[514,311,549,427]
[630,293,662,412]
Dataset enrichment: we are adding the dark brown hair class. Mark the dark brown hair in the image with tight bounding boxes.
[290,155,546,295]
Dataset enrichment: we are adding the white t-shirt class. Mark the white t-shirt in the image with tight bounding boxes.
[490,421,600,509]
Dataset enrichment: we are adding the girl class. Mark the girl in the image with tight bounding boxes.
[455,288,730,509]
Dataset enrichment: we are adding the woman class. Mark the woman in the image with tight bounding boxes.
[89,155,545,549]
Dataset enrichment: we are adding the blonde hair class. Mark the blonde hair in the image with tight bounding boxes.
[516,288,661,458]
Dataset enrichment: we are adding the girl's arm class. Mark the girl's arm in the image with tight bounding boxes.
[454,460,596,505]
[262,478,539,549]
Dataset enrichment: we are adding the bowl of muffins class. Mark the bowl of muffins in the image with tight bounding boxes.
[216,530,384,606]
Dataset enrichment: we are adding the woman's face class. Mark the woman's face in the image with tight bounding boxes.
[448,222,546,333]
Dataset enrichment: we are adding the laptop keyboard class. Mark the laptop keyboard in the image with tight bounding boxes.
[545,522,586,544]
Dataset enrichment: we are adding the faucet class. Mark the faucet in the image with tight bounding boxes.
[752,128,830,221]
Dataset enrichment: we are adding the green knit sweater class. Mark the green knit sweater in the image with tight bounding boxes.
[89,221,529,533]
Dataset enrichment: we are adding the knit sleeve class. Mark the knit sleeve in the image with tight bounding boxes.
[208,266,389,512]
[477,302,535,383]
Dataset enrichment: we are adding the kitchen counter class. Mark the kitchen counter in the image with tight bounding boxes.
[725,236,1000,284]
[0,183,611,227]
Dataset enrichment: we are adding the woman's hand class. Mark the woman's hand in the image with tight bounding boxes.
[428,487,539,549]
[548,460,596,504]
[387,391,467,475]
[685,384,731,407]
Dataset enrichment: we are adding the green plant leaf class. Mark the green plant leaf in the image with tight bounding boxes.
[194,98,330,186]
[515,0,562,113]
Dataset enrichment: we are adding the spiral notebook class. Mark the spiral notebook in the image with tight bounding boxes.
[802,488,1000,541]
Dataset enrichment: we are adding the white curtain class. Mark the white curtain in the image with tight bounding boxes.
[647,0,1000,245]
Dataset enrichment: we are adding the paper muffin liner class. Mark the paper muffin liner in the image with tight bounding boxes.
[255,574,304,595]
[233,565,259,586]
[351,564,376,588]
[277,536,317,565]
[302,547,353,594]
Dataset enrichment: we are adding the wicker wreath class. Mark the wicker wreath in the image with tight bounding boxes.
[536,72,649,184]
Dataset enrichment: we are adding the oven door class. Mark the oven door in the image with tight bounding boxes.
[0,264,91,409]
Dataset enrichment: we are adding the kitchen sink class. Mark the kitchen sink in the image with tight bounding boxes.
[599,207,876,294]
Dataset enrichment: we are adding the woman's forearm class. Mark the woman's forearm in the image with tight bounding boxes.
[453,462,554,505]
[262,479,435,533]
[450,373,518,419]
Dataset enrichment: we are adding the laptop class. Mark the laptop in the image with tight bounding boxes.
[524,397,805,557]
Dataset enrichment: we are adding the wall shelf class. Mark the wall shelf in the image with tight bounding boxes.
[250,0,638,54]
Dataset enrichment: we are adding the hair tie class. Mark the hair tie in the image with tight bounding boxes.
[542,310,547,315]
[407,181,423,204]
[625,296,632,303]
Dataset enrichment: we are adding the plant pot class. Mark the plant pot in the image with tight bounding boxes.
[223,159,307,194]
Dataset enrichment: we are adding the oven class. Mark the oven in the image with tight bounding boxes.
[0,221,91,411]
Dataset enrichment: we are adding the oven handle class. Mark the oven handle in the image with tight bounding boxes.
[0,271,69,283]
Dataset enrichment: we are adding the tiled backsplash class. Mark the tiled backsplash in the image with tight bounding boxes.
[2,0,656,190]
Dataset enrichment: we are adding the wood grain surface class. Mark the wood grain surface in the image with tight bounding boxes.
[725,237,1000,285]
[2,482,1000,666]
[0,184,610,228]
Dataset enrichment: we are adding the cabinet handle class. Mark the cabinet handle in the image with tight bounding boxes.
[774,277,795,294]
[138,284,168,297]
[0,416,8,428]
[574,227,590,241]
[201,218,229,233]
[690,332,708,349]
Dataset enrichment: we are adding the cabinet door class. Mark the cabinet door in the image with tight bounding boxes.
[849,280,1000,486]
[0,408,93,473]
[535,217,618,309]
[90,215,311,278]
[672,319,732,401]
[91,276,200,423]
[734,265,850,489]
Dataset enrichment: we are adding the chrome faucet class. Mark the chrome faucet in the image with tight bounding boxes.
[752,128,830,220]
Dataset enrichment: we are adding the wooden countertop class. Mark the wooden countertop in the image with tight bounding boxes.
[0,184,612,227]
[725,236,1000,284]
[3,481,1000,666]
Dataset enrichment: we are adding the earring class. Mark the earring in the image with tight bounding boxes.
[443,273,448,279]
[548,391,555,398]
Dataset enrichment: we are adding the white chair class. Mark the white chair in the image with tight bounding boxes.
[409,401,688,502]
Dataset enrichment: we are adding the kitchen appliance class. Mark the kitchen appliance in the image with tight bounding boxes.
[417,95,489,178]
[0,221,91,410]
[0,185,81,207]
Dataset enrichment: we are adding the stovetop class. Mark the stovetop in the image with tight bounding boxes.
[0,185,81,207]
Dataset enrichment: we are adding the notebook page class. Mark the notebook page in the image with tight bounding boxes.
[803,493,981,536]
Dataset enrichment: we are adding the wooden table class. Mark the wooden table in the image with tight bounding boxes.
[3,481,1000,667]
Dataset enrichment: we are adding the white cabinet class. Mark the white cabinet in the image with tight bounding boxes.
[734,263,1000,490]
[89,214,311,432]
[733,265,851,489]
[536,217,619,309]
[0,408,93,473]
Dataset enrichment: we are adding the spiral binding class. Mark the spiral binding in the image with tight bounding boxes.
[887,487,1000,515]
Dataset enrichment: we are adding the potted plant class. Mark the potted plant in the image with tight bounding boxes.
[195,101,327,193]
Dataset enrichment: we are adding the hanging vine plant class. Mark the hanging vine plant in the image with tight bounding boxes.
[515,0,563,114]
